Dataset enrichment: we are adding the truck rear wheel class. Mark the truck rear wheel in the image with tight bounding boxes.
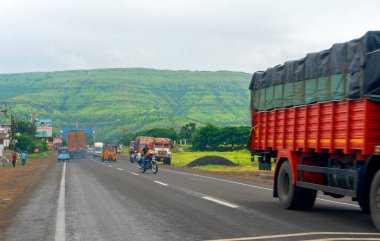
[370,170,380,230]
[277,161,316,210]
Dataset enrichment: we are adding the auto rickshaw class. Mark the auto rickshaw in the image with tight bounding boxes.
[101,144,118,162]
[57,147,70,162]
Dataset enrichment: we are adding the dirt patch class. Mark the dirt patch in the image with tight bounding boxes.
[0,152,53,215]
[185,156,237,168]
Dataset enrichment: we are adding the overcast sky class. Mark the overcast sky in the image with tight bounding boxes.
[1,0,379,74]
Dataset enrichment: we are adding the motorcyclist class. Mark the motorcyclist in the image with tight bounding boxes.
[141,145,150,170]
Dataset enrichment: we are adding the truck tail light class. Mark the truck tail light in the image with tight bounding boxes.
[375,146,380,154]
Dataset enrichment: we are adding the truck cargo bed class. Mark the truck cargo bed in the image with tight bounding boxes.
[251,98,380,156]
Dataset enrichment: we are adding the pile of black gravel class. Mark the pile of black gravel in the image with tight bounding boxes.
[186,156,237,168]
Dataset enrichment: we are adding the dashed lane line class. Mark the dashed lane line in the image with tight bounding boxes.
[202,196,239,209]
[161,168,272,191]
[316,198,358,207]
[161,168,359,208]
[108,165,113,168]
[130,172,139,176]
[117,168,123,171]
[154,181,168,186]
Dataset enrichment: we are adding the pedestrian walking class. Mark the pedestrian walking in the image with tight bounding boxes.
[21,151,26,166]
[16,151,21,164]
[12,152,16,168]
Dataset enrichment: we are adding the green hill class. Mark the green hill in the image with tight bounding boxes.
[0,68,251,141]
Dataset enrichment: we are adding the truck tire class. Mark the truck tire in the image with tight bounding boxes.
[359,196,370,214]
[370,170,380,230]
[277,161,316,210]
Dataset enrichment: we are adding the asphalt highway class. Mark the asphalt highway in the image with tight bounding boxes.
[1,156,379,241]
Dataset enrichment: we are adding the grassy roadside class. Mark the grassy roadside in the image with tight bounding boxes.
[28,151,53,159]
[172,150,261,172]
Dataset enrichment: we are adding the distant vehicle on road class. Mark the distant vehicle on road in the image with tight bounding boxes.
[57,147,70,162]
[117,144,123,154]
[87,147,94,156]
[154,138,172,165]
[102,144,117,162]
[94,142,103,158]
[129,141,135,163]
[68,130,87,159]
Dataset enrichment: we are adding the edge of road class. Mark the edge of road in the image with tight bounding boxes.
[0,153,55,232]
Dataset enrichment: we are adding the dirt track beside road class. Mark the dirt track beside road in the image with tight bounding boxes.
[0,153,52,214]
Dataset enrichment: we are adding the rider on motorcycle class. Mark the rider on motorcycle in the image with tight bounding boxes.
[141,145,150,170]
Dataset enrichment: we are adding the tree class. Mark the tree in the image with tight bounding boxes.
[179,123,196,143]
[140,128,178,140]
[192,124,220,150]
[121,133,137,146]
[15,118,37,136]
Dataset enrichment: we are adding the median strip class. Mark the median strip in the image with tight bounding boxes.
[202,196,238,209]
[154,181,168,186]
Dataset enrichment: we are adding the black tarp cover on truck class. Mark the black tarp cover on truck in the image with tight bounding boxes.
[250,31,380,111]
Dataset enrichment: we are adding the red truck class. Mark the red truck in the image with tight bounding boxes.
[249,31,380,230]
[68,130,87,159]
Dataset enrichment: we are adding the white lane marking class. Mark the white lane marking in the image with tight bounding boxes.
[101,163,105,165]
[161,169,359,208]
[161,168,272,191]
[307,238,380,241]
[316,198,358,207]
[154,181,168,186]
[130,172,139,176]
[108,165,113,167]
[55,162,66,241]
[206,232,380,241]
[202,196,239,209]
[117,168,123,171]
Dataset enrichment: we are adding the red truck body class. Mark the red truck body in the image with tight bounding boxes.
[249,32,380,230]
[68,130,87,158]
[251,99,380,159]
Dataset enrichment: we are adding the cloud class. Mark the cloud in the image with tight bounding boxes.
[0,0,379,73]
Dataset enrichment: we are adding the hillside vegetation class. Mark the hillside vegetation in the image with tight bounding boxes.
[0,68,251,141]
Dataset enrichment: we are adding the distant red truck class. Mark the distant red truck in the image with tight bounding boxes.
[68,130,87,159]
[129,141,135,154]
[134,136,155,160]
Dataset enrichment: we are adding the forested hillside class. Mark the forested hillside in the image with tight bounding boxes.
[0,68,251,141]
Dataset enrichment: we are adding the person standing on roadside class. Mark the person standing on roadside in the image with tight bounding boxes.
[21,151,26,165]
[16,151,21,164]
[12,152,16,167]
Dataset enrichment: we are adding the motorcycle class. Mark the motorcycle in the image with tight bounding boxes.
[138,154,158,174]
[130,153,135,163]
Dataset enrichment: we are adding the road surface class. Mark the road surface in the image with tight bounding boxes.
[0,156,379,241]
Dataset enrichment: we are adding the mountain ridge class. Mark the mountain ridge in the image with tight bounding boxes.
[0,68,252,141]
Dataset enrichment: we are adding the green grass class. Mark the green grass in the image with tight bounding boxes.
[172,150,260,172]
[28,151,52,159]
